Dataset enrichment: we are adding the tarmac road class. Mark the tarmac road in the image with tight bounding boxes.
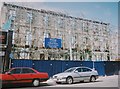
[2,75,119,89]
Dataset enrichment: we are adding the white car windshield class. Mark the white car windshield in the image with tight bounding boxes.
[64,68,76,72]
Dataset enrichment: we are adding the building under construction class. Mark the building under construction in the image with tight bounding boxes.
[0,3,118,61]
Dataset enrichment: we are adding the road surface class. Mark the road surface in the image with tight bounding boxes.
[2,75,119,89]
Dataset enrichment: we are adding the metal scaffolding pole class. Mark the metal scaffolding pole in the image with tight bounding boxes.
[69,30,72,60]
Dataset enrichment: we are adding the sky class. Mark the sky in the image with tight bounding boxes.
[0,0,119,2]
[0,1,118,32]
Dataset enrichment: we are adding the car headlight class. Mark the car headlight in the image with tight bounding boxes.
[57,76,66,79]
[52,75,67,79]
[53,76,57,79]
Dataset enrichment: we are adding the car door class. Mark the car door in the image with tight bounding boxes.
[19,68,37,83]
[3,68,22,84]
[10,68,22,83]
[2,73,16,84]
[80,68,92,80]
[73,68,83,81]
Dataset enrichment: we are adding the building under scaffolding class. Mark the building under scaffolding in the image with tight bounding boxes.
[0,3,118,61]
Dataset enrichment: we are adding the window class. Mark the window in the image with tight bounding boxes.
[58,18,64,29]
[71,36,76,47]
[10,68,21,74]
[9,9,16,20]
[81,68,91,72]
[58,31,62,39]
[27,11,33,23]
[44,31,51,38]
[22,68,36,74]
[44,14,49,26]
[64,68,76,72]
[73,20,77,30]
[25,31,29,45]
[25,30,32,46]
[75,68,82,72]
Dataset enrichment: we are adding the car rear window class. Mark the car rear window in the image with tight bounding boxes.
[82,68,92,72]
[22,68,36,74]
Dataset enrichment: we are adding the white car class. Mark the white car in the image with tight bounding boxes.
[52,67,98,84]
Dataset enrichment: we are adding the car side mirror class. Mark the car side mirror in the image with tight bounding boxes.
[74,70,78,73]
[6,72,11,75]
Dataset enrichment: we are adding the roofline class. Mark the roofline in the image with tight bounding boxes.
[3,2,109,26]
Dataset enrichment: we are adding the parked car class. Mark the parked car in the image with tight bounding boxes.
[52,67,98,84]
[0,67,49,87]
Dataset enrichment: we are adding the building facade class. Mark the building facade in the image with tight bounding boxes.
[110,31,118,61]
[0,3,117,61]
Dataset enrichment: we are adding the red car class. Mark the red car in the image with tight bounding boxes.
[0,67,49,87]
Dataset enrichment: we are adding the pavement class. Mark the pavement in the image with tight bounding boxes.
[44,75,119,87]
[2,75,119,89]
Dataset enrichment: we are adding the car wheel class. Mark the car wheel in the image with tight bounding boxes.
[90,76,96,82]
[66,77,73,84]
[32,79,40,87]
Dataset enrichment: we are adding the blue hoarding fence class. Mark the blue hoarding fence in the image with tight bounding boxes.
[32,60,62,77]
[11,59,33,68]
[104,61,120,76]
[11,59,120,77]
[44,38,62,48]
[94,61,105,76]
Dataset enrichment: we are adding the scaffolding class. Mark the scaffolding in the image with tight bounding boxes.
[0,2,117,61]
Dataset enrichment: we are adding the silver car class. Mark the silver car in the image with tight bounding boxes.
[52,67,98,84]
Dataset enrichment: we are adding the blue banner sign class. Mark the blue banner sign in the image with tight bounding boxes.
[45,38,62,48]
